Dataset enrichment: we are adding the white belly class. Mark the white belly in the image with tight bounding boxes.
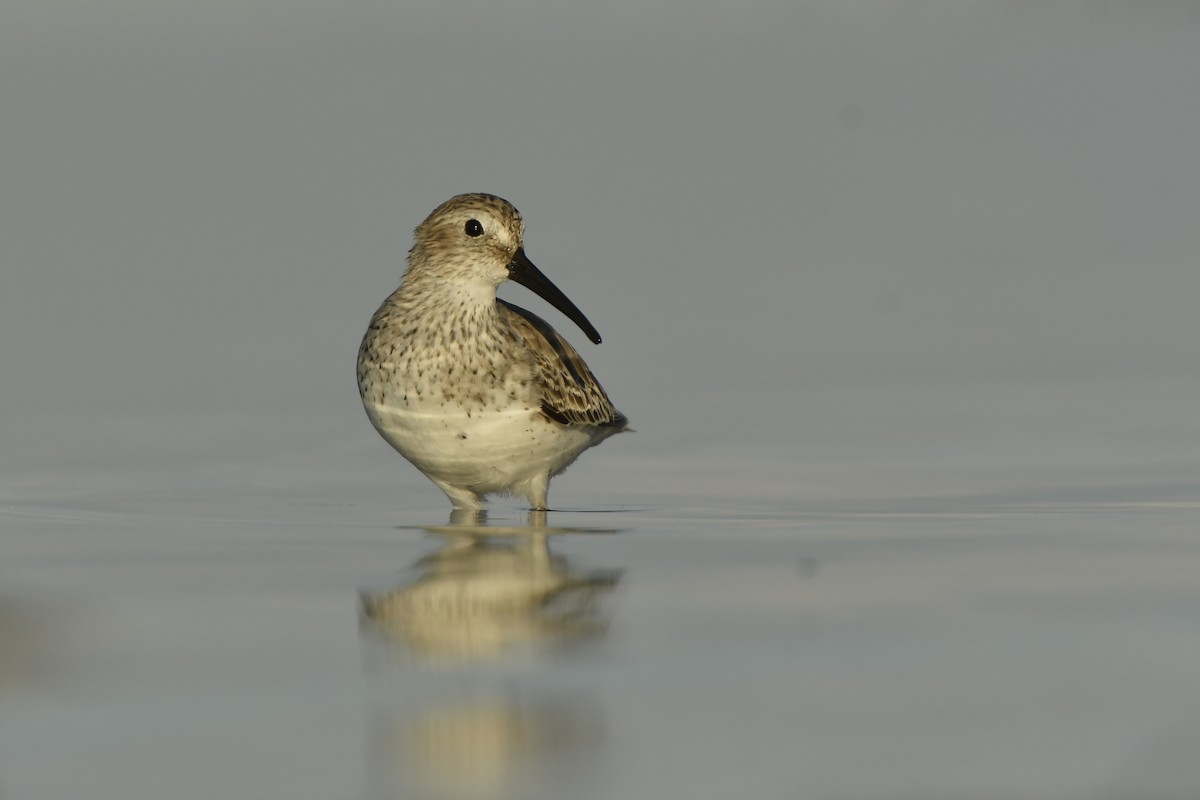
[363,399,596,494]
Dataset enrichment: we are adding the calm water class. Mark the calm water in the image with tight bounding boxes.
[4,463,1200,800]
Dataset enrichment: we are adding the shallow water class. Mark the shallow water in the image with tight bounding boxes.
[4,468,1200,800]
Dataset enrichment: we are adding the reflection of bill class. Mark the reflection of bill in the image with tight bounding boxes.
[360,511,622,659]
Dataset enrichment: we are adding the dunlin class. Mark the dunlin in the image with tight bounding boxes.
[357,194,628,511]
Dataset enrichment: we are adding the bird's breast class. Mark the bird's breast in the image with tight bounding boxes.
[357,316,539,418]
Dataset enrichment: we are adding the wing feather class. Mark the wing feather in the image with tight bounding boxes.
[498,299,626,428]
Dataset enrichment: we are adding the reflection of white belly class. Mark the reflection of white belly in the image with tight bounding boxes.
[363,400,595,491]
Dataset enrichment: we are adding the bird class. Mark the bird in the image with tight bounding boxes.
[357,193,628,512]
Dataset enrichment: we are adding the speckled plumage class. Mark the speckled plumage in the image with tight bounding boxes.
[358,193,627,511]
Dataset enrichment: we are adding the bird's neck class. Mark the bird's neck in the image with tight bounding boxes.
[398,249,500,311]
[377,273,505,348]
[395,276,498,315]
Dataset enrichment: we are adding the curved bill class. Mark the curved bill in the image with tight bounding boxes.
[507,247,602,344]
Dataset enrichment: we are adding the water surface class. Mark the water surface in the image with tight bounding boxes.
[4,466,1199,800]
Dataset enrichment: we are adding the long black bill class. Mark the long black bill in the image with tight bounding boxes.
[507,247,602,344]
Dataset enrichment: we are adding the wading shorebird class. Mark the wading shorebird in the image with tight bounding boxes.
[357,194,628,511]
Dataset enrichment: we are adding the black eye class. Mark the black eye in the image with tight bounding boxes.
[464,219,484,237]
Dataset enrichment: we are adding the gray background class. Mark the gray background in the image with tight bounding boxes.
[5,0,1199,507]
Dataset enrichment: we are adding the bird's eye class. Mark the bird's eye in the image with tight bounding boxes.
[464,219,484,237]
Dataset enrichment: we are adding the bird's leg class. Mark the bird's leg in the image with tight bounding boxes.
[432,480,485,512]
[526,472,550,512]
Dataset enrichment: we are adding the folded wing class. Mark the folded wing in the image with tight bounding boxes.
[499,299,627,429]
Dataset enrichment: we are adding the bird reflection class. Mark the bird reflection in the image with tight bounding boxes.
[361,510,621,800]
[360,510,622,659]
[369,692,605,800]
